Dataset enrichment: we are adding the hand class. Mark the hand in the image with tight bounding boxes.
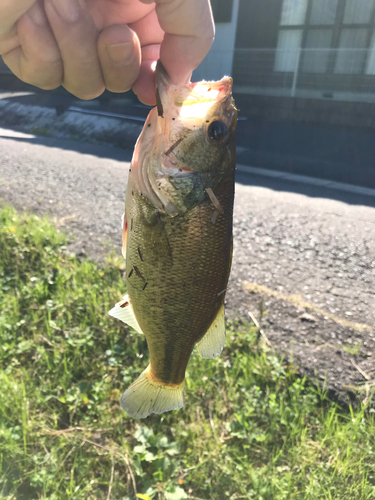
[0,0,214,105]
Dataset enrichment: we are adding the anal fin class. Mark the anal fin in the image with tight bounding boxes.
[108,294,143,334]
[196,304,226,358]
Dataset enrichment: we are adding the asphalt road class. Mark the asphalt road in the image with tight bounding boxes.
[1,128,374,403]
[2,90,375,188]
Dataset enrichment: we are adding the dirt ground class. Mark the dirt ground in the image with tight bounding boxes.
[1,129,374,405]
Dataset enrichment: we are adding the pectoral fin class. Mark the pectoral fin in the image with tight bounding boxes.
[108,294,143,334]
[196,304,226,358]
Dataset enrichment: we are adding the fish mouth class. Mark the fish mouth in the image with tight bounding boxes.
[156,60,233,96]
[155,60,234,119]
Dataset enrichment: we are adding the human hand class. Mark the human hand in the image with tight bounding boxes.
[0,0,214,105]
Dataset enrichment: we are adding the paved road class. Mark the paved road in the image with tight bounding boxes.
[1,128,374,401]
[2,90,375,188]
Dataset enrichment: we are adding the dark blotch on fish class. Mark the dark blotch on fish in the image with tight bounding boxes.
[134,265,146,282]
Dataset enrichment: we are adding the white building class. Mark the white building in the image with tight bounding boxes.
[195,0,375,103]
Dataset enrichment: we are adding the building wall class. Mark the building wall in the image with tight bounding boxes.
[193,0,240,81]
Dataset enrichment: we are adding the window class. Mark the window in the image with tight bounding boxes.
[302,29,333,73]
[343,0,375,24]
[210,0,233,23]
[309,0,339,25]
[276,0,307,72]
[335,28,367,73]
[275,30,303,71]
[275,0,375,76]
[280,0,308,25]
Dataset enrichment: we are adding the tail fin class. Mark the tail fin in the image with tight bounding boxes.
[120,365,184,419]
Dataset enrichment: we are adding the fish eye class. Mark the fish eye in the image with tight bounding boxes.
[207,121,228,142]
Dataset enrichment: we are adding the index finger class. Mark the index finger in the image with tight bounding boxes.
[140,0,214,86]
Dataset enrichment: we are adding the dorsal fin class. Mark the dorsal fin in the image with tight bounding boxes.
[108,294,143,334]
[196,304,226,358]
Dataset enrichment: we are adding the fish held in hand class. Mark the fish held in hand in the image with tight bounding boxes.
[109,62,237,418]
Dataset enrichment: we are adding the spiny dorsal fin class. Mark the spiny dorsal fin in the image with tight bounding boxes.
[121,365,184,418]
[108,294,143,334]
[196,304,226,358]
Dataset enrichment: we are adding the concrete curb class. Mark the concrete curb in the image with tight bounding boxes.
[0,98,142,149]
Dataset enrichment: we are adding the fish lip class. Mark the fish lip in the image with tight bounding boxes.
[156,59,234,92]
[155,60,171,114]
[156,60,170,87]
[155,59,234,114]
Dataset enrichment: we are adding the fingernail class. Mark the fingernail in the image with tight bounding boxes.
[107,42,134,66]
[50,0,83,22]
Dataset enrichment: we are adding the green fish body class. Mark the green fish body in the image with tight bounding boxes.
[109,63,237,418]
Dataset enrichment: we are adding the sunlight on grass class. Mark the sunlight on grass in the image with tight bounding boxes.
[0,205,374,499]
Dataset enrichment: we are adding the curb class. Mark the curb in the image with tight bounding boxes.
[0,97,142,149]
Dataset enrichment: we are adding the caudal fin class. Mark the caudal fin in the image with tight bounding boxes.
[120,365,184,419]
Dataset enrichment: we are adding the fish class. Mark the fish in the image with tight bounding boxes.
[109,61,237,418]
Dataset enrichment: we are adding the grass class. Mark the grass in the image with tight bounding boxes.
[0,204,374,500]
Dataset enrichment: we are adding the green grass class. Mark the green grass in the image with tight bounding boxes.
[0,204,374,500]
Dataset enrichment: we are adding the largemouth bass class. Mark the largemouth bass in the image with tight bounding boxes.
[109,62,237,418]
